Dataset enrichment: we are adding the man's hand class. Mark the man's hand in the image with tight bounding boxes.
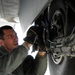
[24,26,38,44]
[38,51,46,57]
[24,25,46,53]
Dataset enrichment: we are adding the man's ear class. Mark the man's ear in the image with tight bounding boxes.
[0,40,2,45]
[0,40,3,46]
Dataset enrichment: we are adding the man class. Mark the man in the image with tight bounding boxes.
[0,25,47,75]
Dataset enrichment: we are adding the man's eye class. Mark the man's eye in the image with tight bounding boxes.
[7,35,12,38]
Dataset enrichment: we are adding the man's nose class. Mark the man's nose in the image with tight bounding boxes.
[14,36,18,41]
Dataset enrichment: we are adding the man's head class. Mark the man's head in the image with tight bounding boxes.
[0,25,18,52]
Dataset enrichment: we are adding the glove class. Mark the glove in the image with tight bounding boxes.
[24,25,46,52]
[24,26,38,44]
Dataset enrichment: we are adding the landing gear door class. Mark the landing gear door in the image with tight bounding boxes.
[19,0,52,32]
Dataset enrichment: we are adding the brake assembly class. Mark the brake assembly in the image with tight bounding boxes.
[48,33,75,57]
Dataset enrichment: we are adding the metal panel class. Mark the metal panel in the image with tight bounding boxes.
[0,0,20,18]
[19,0,52,32]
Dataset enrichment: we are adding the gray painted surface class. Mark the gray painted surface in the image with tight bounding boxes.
[0,0,20,18]
[19,0,52,32]
[0,0,52,32]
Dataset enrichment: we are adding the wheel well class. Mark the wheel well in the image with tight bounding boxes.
[66,6,75,36]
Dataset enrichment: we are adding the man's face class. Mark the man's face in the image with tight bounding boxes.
[1,29,18,52]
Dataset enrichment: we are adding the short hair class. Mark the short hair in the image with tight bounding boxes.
[0,25,14,39]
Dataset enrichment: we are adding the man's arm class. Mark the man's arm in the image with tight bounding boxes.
[34,51,47,75]
[23,26,47,75]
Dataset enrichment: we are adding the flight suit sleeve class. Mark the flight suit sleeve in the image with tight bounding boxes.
[34,53,47,75]
[0,45,29,74]
[22,53,47,75]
